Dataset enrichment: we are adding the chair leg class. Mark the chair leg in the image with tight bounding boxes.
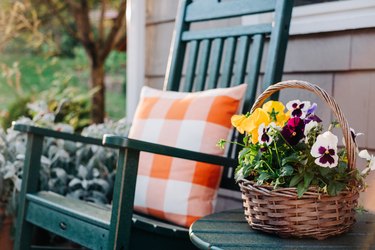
[107,147,140,250]
[14,134,44,250]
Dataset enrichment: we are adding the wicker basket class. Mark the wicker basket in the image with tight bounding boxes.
[238,80,360,240]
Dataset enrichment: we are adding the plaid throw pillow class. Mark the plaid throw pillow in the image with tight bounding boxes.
[129,84,247,227]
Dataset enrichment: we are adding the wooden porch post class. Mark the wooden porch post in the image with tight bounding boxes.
[126,0,145,121]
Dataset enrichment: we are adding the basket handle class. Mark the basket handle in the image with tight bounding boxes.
[250,80,356,170]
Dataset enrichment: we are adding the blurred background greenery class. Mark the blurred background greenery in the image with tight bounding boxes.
[0,2,128,234]
[0,1,126,130]
[0,49,126,123]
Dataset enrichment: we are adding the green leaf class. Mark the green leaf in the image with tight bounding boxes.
[238,147,251,160]
[337,161,347,174]
[274,176,285,188]
[281,153,300,166]
[243,136,249,145]
[239,145,260,167]
[280,165,294,177]
[289,174,303,187]
[234,166,243,175]
[294,143,307,151]
[299,157,308,166]
[243,164,252,177]
[297,182,308,198]
[318,166,331,176]
[303,171,314,188]
[311,178,319,186]
[257,172,270,185]
[327,181,346,196]
[216,139,226,149]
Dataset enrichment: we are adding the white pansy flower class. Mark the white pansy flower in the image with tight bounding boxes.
[286,100,311,119]
[257,122,276,146]
[358,150,375,171]
[304,121,318,138]
[311,131,338,168]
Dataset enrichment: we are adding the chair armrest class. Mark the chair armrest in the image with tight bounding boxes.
[103,134,237,167]
[13,123,104,146]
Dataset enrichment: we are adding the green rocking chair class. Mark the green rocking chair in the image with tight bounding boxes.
[13,0,293,249]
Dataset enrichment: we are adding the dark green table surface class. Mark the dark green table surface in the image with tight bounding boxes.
[189,209,375,249]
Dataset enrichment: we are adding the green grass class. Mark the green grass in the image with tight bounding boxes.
[0,53,83,110]
[0,51,126,122]
[106,90,126,119]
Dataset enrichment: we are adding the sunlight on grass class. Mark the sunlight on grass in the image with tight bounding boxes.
[106,90,126,120]
[0,50,126,122]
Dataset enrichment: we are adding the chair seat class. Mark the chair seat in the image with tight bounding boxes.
[26,191,110,249]
[26,191,189,249]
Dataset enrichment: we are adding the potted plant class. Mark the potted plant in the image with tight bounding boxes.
[218,80,373,240]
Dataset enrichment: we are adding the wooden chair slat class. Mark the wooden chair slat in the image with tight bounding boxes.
[182,24,272,41]
[219,37,237,88]
[183,40,200,92]
[220,166,239,191]
[263,0,293,93]
[245,34,265,110]
[185,0,276,22]
[233,36,250,85]
[195,39,212,91]
[164,0,191,91]
[207,38,224,90]
[26,192,111,227]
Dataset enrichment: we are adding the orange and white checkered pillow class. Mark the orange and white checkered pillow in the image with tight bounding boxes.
[129,84,247,227]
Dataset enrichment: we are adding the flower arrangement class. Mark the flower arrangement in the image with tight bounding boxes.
[219,98,373,197]
[217,80,373,239]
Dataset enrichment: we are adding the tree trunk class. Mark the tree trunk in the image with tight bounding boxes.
[90,61,105,124]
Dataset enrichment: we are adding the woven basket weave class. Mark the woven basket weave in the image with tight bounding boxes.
[238,80,359,240]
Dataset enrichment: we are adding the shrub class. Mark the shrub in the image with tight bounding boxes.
[0,116,130,221]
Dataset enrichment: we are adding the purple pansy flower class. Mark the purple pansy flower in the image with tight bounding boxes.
[305,103,322,124]
[281,117,305,146]
[305,114,322,123]
[311,131,338,168]
[307,103,317,115]
[286,100,311,119]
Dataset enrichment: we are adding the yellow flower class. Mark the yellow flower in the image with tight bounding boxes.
[276,112,290,127]
[231,114,251,134]
[262,101,289,127]
[248,108,270,144]
[231,109,270,143]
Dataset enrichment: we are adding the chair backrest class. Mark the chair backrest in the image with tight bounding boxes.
[164,0,293,190]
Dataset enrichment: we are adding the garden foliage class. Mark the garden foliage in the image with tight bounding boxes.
[0,115,129,220]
